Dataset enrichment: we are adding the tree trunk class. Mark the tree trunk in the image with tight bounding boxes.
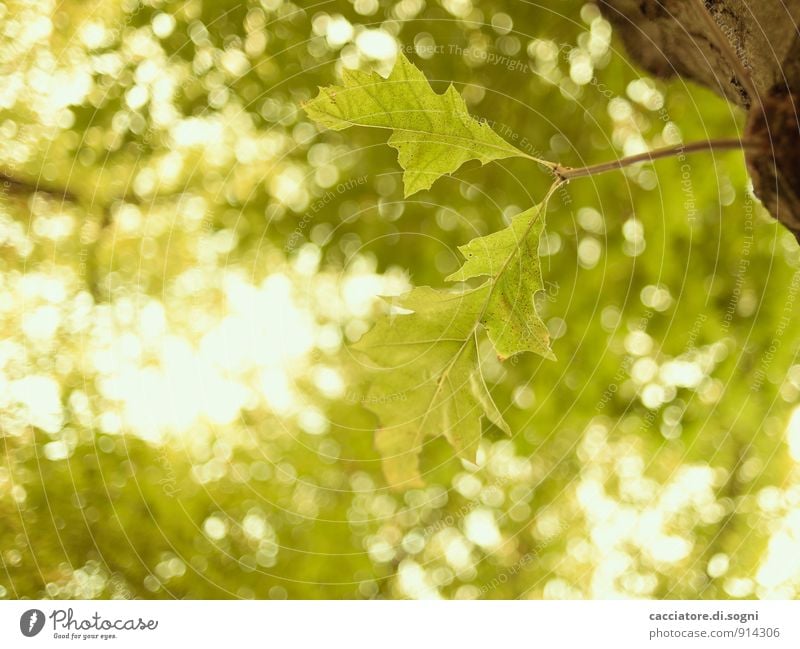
[597,0,800,240]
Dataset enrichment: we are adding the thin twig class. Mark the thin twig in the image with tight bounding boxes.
[0,169,152,303]
[555,138,755,181]
[0,171,80,203]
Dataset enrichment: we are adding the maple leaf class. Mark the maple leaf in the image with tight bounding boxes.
[303,53,537,196]
[354,199,556,488]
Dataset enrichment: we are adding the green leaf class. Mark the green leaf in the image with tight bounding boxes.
[308,52,562,488]
[303,53,529,196]
[447,202,555,361]
[355,287,510,489]
[354,197,556,489]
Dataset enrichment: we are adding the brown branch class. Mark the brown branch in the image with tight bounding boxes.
[554,138,756,181]
[0,171,80,203]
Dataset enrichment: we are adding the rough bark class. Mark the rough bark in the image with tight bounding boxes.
[597,0,800,240]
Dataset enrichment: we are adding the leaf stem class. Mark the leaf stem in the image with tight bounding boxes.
[554,138,756,181]
[484,179,564,289]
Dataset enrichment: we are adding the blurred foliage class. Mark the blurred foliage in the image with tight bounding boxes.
[1,0,799,600]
